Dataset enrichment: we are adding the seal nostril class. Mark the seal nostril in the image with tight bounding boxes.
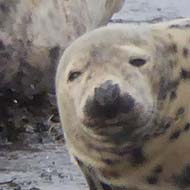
[84,82,135,120]
[94,80,120,106]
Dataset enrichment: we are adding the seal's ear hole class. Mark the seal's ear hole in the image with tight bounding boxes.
[68,71,82,82]
[129,58,146,67]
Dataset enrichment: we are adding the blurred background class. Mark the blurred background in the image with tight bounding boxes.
[114,0,190,22]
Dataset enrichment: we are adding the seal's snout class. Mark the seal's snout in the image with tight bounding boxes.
[93,80,120,118]
[84,80,135,121]
[94,80,120,107]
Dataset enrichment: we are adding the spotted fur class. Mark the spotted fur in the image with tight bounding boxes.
[56,18,190,190]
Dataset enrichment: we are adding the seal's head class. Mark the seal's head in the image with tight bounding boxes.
[78,45,155,138]
[56,25,169,146]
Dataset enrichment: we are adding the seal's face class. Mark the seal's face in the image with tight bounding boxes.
[64,43,157,141]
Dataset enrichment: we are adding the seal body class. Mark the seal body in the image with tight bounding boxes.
[56,19,190,190]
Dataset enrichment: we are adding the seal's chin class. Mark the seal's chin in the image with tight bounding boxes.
[82,111,136,128]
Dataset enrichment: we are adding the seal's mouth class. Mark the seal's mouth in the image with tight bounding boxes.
[83,100,149,126]
[81,101,155,143]
[82,114,138,129]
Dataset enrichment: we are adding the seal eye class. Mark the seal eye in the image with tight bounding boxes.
[68,71,82,82]
[129,58,146,67]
